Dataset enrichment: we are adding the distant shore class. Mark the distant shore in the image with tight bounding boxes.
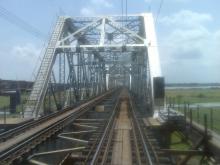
[165,83,220,89]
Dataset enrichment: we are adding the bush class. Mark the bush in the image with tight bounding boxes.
[197,93,206,98]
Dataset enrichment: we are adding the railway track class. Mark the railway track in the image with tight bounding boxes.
[0,89,116,164]
[0,88,174,165]
[63,89,172,165]
[0,94,115,143]
[130,95,172,165]
[24,90,120,165]
[0,108,72,143]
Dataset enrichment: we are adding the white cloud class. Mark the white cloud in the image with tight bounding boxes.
[0,43,42,80]
[172,0,190,2]
[80,0,113,16]
[144,0,190,4]
[158,10,220,82]
[80,7,95,16]
[160,10,212,28]
[144,0,152,3]
[91,0,113,8]
[12,43,40,59]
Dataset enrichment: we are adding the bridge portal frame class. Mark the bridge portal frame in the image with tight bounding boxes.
[24,13,163,119]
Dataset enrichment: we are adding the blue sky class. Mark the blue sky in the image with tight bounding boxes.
[0,0,219,83]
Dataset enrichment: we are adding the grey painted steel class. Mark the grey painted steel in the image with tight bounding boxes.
[24,13,162,119]
[24,17,66,118]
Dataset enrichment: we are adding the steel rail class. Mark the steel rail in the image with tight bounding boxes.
[0,90,115,143]
[130,114,143,165]
[0,106,86,163]
[0,90,115,164]
[90,92,156,165]
[129,95,154,165]
[0,108,69,142]
[99,120,116,165]
[89,96,120,165]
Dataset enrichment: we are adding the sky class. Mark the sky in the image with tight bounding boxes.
[0,0,219,83]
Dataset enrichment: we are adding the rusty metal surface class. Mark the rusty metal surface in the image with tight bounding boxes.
[0,90,114,164]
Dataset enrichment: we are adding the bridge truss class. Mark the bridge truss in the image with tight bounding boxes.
[24,13,163,119]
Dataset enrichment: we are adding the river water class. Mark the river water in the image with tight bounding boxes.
[166,86,220,90]
[166,85,220,109]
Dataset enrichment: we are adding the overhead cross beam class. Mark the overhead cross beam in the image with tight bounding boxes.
[24,13,163,119]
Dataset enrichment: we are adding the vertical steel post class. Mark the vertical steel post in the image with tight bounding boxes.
[204,114,208,138]
[187,103,190,117]
[210,108,213,130]
[4,106,6,125]
[184,102,187,128]
[21,101,24,118]
[168,106,170,121]
[190,108,192,131]
[177,97,180,111]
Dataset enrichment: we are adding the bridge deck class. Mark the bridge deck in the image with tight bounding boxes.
[0,90,112,158]
[0,108,78,153]
[111,100,132,165]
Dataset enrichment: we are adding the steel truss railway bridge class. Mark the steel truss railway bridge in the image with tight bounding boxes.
[24,13,163,119]
[0,13,220,165]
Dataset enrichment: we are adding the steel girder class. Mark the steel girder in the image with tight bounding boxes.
[24,13,162,119]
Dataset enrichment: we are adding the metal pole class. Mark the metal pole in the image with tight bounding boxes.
[190,108,192,131]
[184,102,186,125]
[177,97,180,111]
[166,96,168,108]
[187,103,190,117]
[168,106,170,121]
[203,114,209,159]
[197,105,200,123]
[204,114,208,138]
[21,101,24,118]
[210,108,213,130]
[169,97,171,108]
[4,106,6,125]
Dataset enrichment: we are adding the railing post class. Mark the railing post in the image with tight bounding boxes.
[184,102,187,127]
[21,102,24,118]
[168,106,170,121]
[177,97,180,111]
[4,106,6,125]
[173,97,175,109]
[204,114,207,137]
[210,108,213,130]
[197,105,200,123]
[187,103,190,117]
[190,108,192,131]
[169,97,171,108]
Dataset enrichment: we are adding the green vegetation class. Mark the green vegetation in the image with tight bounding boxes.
[166,88,220,134]
[170,129,213,164]
[0,91,63,116]
[166,88,220,163]
[166,88,220,104]
[0,92,29,114]
[178,108,220,134]
[170,131,191,150]
[0,96,10,108]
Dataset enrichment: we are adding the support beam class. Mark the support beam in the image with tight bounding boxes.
[58,135,88,144]
[29,147,85,158]
[100,18,106,45]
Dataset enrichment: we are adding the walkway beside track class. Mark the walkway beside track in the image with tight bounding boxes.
[111,99,132,165]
